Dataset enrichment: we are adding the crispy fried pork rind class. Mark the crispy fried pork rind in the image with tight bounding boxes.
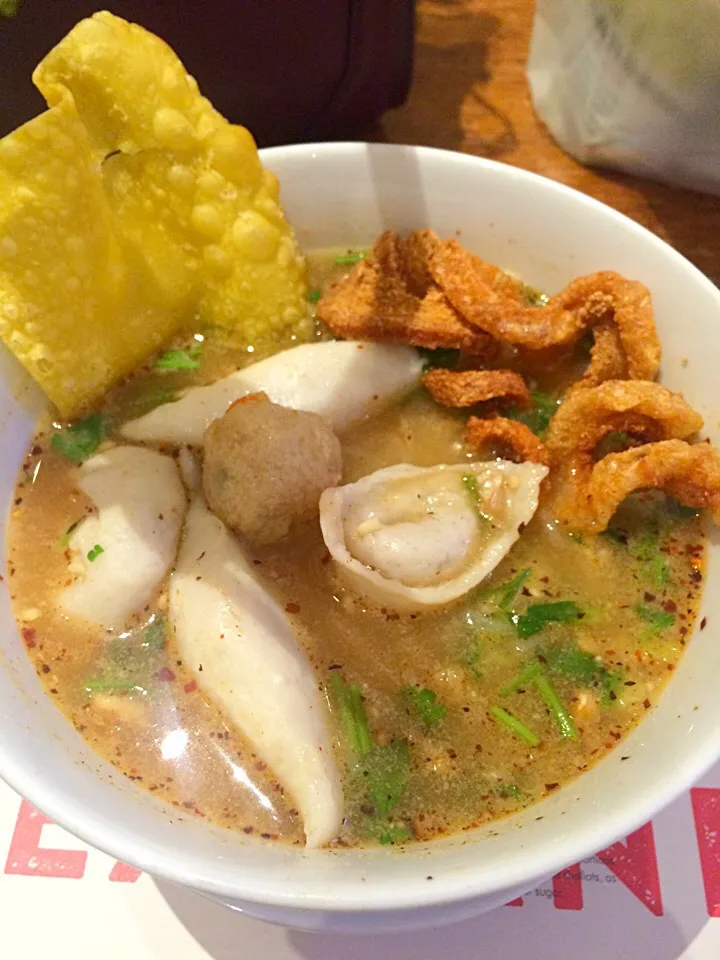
[423,368,530,409]
[570,323,628,395]
[576,440,720,532]
[546,380,702,462]
[430,240,660,382]
[0,13,309,416]
[546,380,705,528]
[317,231,497,356]
[0,95,175,417]
[466,416,550,466]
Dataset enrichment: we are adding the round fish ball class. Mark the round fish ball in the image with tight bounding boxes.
[203,393,342,546]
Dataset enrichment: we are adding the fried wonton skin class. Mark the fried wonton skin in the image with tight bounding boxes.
[0,12,309,417]
[34,11,309,343]
[0,95,175,417]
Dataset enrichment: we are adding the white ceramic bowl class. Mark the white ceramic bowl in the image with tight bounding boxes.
[1,143,719,934]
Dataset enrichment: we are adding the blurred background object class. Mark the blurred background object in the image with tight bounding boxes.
[0,0,415,144]
[375,0,719,288]
[528,0,720,196]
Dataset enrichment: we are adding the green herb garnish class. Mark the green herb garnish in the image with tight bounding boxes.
[462,636,484,679]
[155,346,201,371]
[365,740,410,817]
[515,600,583,639]
[404,687,447,729]
[461,472,492,525]
[534,673,578,740]
[375,822,412,845]
[500,662,542,696]
[507,391,559,439]
[497,783,525,800]
[334,250,366,266]
[51,413,106,463]
[307,288,322,303]
[142,615,167,651]
[86,544,104,562]
[633,528,672,587]
[483,568,531,612]
[500,661,578,738]
[635,603,675,637]
[418,347,461,371]
[490,706,539,747]
[363,817,413,845]
[538,642,621,703]
[329,673,373,759]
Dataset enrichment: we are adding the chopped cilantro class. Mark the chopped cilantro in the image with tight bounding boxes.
[155,346,201,371]
[633,528,672,587]
[86,544,104,562]
[497,783,525,800]
[334,250,366,266]
[500,662,542,696]
[404,687,447,728]
[51,413,106,463]
[307,288,322,303]
[142,615,167,651]
[462,635,484,678]
[490,707,539,747]
[376,822,412,845]
[483,568,531,612]
[329,673,373,759]
[365,740,410,817]
[418,347,460,371]
[515,600,583,638]
[538,642,621,703]
[534,673,578,739]
[635,603,675,637]
[507,391,559,439]
[362,818,412,845]
[461,473,492,525]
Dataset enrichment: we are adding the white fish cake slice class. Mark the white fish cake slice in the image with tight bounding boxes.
[121,341,423,446]
[320,460,548,611]
[61,446,186,629]
[169,497,343,848]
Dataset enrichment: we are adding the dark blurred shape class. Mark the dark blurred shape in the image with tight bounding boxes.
[0,1,415,144]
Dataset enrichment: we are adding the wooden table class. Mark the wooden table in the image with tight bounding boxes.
[372,0,720,286]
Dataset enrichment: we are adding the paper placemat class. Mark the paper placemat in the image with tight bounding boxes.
[2,765,720,960]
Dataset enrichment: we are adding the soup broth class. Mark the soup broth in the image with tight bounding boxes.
[6,251,706,848]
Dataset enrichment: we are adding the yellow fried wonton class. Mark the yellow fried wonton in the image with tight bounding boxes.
[0,11,308,416]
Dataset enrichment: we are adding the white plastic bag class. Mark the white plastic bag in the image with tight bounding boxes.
[527,0,720,196]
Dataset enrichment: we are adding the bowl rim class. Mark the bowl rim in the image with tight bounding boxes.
[2,140,720,914]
